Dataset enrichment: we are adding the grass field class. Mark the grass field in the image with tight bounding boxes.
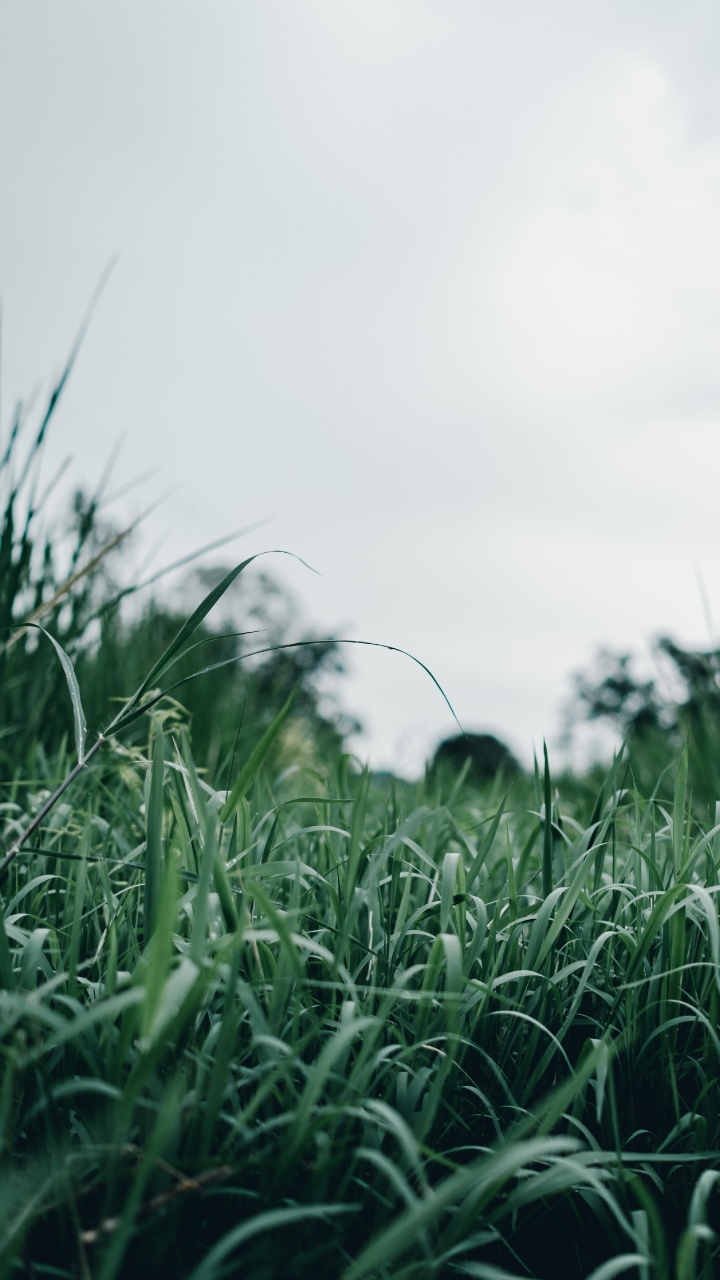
[1,354,720,1279]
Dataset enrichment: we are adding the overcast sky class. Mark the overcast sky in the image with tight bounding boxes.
[1,2,720,774]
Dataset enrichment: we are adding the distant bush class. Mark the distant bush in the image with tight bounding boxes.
[430,730,521,785]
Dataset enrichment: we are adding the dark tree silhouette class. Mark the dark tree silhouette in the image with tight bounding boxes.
[430,732,520,785]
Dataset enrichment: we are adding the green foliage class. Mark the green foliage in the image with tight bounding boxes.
[566,638,720,811]
[0,358,356,788]
[76,566,358,777]
[3,338,720,1277]
[0,457,126,771]
[2,702,720,1277]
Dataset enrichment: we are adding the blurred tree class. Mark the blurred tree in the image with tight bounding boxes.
[77,562,360,778]
[429,732,521,787]
[565,637,720,806]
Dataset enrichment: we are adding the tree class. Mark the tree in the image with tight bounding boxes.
[430,732,521,786]
[75,562,360,779]
[565,637,720,805]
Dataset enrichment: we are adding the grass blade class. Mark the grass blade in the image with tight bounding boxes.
[143,723,165,945]
[23,623,87,764]
[219,688,296,823]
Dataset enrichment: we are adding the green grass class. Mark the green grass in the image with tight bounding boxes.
[1,344,720,1278]
[2,690,720,1278]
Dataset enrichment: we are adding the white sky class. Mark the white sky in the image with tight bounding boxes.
[1,2,720,774]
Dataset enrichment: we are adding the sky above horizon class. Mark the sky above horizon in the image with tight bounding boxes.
[1,2,720,774]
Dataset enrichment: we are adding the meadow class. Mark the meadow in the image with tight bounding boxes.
[1,350,719,1279]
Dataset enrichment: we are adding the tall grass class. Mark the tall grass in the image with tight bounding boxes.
[2,658,720,1276]
[1,339,719,1278]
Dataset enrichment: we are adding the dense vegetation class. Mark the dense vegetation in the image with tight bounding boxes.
[2,350,720,1279]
